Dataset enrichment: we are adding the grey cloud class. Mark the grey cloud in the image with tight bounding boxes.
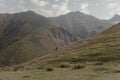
[0,0,119,19]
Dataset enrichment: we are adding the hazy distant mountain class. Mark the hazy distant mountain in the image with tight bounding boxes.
[0,11,78,66]
[106,15,120,24]
[50,11,111,39]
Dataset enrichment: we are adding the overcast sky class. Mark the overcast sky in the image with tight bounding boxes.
[0,0,120,19]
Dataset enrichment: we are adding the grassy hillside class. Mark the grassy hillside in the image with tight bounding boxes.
[63,23,120,63]
[27,23,120,67]
[2,23,120,80]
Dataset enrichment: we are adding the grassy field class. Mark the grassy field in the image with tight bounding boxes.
[0,62,120,80]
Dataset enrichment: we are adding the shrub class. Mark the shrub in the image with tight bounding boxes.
[36,66,43,70]
[59,62,71,68]
[94,62,103,65]
[72,64,85,69]
[46,67,54,72]
[13,66,25,71]
[113,70,120,73]
[23,75,31,78]
[13,66,20,71]
[93,67,108,71]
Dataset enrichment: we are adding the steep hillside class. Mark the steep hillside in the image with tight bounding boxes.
[62,23,120,63]
[0,11,78,66]
[50,11,111,39]
[27,23,120,66]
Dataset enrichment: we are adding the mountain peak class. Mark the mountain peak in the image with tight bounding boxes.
[67,11,83,15]
[71,11,81,13]
[25,10,35,13]
[112,14,120,18]
[20,10,36,14]
[107,14,120,24]
[13,10,36,16]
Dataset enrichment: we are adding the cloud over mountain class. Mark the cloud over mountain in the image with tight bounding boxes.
[0,0,120,19]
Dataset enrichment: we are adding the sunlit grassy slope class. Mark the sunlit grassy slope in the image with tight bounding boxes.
[61,23,120,63]
[27,23,120,66]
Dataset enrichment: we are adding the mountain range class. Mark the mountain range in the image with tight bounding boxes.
[0,11,116,66]
[105,14,120,24]
[0,11,78,66]
[50,11,111,39]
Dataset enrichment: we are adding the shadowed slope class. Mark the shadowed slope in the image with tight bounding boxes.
[0,11,78,66]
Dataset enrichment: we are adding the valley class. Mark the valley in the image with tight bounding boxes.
[0,10,120,80]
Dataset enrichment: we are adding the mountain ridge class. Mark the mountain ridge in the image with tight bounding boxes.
[105,14,120,24]
[0,11,78,66]
[0,11,114,66]
[50,11,111,39]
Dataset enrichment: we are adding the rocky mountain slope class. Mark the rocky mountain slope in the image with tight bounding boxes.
[50,11,111,39]
[0,11,78,66]
[106,14,120,24]
[27,23,120,66]
[0,11,114,66]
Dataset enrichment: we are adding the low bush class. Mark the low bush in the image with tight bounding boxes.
[13,66,30,71]
[59,62,71,68]
[36,66,43,70]
[94,62,103,65]
[23,75,31,78]
[113,70,120,73]
[46,67,54,72]
[72,64,85,69]
[93,67,108,71]
[13,66,21,71]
